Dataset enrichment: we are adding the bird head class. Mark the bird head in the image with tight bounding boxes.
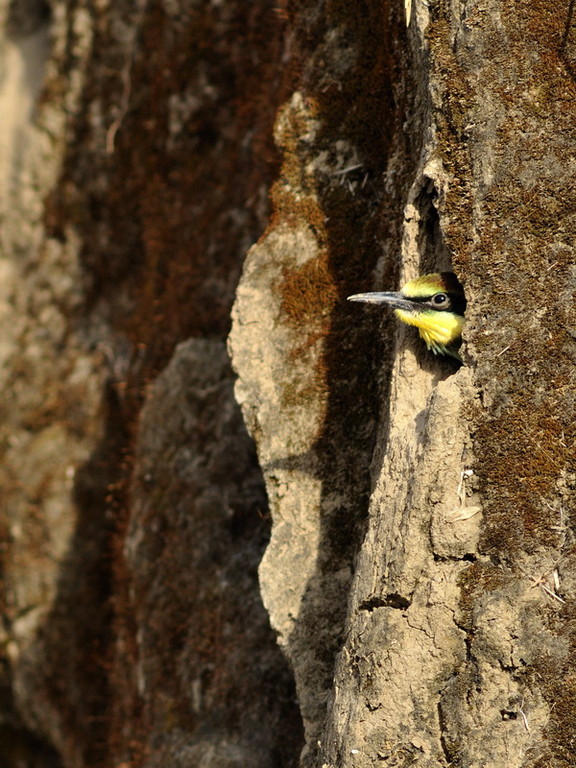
[348,272,466,360]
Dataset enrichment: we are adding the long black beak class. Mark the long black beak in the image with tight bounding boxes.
[347,291,414,311]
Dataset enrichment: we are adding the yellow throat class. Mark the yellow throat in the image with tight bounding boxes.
[347,272,466,360]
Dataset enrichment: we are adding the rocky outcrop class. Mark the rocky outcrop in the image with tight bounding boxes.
[0,0,574,767]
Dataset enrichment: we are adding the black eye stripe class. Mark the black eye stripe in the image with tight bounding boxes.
[402,274,467,316]
[408,292,466,315]
[410,295,444,303]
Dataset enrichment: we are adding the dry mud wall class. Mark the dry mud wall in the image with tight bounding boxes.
[0,1,575,767]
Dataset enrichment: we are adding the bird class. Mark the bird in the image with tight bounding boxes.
[348,272,466,361]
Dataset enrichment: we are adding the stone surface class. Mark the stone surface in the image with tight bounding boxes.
[0,0,575,767]
[0,0,301,766]
[121,338,301,768]
[231,1,576,767]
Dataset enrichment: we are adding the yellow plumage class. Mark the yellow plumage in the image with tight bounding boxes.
[395,307,464,355]
[348,272,466,361]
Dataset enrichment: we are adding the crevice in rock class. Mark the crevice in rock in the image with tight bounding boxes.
[359,593,412,612]
[433,552,478,563]
[414,176,453,275]
[437,700,456,766]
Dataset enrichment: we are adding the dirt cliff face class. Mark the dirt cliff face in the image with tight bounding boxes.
[0,0,575,766]
[0,1,301,765]
[231,1,576,766]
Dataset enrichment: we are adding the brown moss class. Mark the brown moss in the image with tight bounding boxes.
[532,595,576,766]
[425,0,576,761]
[281,254,339,329]
[457,560,510,629]
[278,252,339,407]
[264,0,411,432]
[37,0,301,763]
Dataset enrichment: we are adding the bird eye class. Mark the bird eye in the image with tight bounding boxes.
[433,293,448,305]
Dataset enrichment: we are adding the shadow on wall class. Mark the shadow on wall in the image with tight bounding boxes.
[267,0,463,762]
[260,0,420,762]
